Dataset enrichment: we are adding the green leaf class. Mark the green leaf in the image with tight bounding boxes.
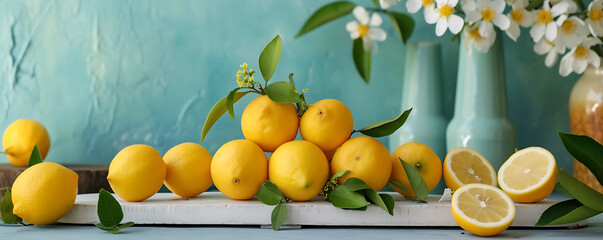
[400,158,429,201]
[352,38,371,84]
[95,223,115,230]
[556,169,603,211]
[97,189,124,227]
[363,189,393,215]
[559,131,603,185]
[259,35,282,83]
[380,194,395,215]
[389,180,410,196]
[356,108,412,138]
[265,81,303,103]
[388,12,415,44]
[200,92,249,142]
[1,188,22,224]
[554,180,573,198]
[257,181,284,206]
[27,145,43,167]
[343,178,372,192]
[329,185,370,209]
[271,203,287,231]
[118,221,135,229]
[536,199,601,226]
[295,1,356,38]
[226,88,242,119]
[526,0,544,10]
[109,228,121,234]
[330,170,350,182]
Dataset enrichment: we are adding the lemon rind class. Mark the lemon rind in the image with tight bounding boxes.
[497,147,556,194]
[451,183,516,227]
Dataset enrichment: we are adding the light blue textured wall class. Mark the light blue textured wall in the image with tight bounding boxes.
[0,0,577,171]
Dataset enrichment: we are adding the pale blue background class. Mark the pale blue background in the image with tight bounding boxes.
[0,0,577,171]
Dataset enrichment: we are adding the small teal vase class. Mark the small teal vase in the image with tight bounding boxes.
[389,42,447,193]
[446,32,516,171]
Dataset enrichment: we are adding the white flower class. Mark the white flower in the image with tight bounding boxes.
[529,0,570,42]
[380,0,400,9]
[559,37,602,76]
[505,0,535,41]
[425,0,464,36]
[464,23,497,52]
[407,0,438,24]
[464,0,510,37]
[586,0,603,37]
[346,6,387,52]
[557,17,589,49]
[534,37,566,67]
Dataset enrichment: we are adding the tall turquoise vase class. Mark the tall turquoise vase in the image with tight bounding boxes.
[446,33,516,172]
[389,42,447,193]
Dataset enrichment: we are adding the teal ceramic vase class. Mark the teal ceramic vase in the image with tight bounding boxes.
[446,33,516,172]
[389,42,447,193]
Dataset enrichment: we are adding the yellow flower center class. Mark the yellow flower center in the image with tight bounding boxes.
[481,6,495,22]
[536,9,553,24]
[422,0,434,7]
[357,25,369,38]
[469,27,483,41]
[439,5,453,18]
[561,20,577,35]
[510,9,524,23]
[590,6,603,22]
[575,46,589,60]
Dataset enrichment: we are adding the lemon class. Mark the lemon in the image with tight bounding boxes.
[163,142,212,198]
[498,147,557,203]
[331,136,391,191]
[241,95,299,152]
[211,139,268,200]
[390,142,442,197]
[11,162,78,225]
[451,183,515,236]
[107,144,166,202]
[269,140,329,201]
[2,119,50,167]
[300,99,353,152]
[443,147,497,191]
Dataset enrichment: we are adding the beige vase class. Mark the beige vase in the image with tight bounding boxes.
[569,66,603,194]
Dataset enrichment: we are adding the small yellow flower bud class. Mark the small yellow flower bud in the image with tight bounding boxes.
[236,70,242,77]
[243,70,248,76]
[249,76,254,81]
[249,69,255,75]
[301,89,309,94]
[240,63,248,70]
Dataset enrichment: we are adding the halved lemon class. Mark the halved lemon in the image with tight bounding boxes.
[498,147,557,203]
[444,147,497,191]
[451,183,516,236]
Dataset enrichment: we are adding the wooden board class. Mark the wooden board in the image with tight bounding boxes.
[58,192,586,228]
[0,164,110,194]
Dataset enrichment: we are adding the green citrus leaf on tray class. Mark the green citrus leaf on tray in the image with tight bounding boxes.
[400,158,429,202]
[1,187,22,224]
[329,185,370,209]
[295,1,356,38]
[536,199,601,226]
[556,169,603,211]
[257,181,284,206]
[271,203,287,231]
[343,177,372,192]
[97,189,124,227]
[363,189,394,216]
[559,131,603,185]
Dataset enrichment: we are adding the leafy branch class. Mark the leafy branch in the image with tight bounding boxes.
[256,181,288,231]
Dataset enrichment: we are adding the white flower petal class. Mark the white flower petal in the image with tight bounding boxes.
[368,27,387,41]
[436,19,448,36]
[449,0,459,7]
[534,40,552,54]
[424,7,440,24]
[406,0,422,13]
[559,52,574,76]
[493,14,511,30]
[556,15,568,26]
[583,37,602,47]
[545,50,558,67]
[492,0,507,12]
[380,0,399,9]
[462,0,477,12]
[545,22,557,41]
[346,21,359,32]
[479,21,488,36]
[551,1,569,17]
[574,59,588,74]
[369,13,383,27]
[353,6,370,25]
[476,0,488,9]
[519,11,535,27]
[363,37,375,52]
[436,0,447,6]
[530,24,546,42]
[448,14,465,34]
[506,22,520,41]
[350,31,360,40]
[466,11,482,23]
[589,50,601,68]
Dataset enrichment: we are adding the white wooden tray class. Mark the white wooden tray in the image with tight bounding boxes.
[58,192,585,228]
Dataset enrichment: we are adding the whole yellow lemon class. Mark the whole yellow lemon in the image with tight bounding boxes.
[163,142,212,198]
[2,119,50,167]
[269,140,329,201]
[211,139,268,200]
[11,162,78,225]
[107,144,166,202]
[390,142,442,198]
[241,95,299,152]
[300,99,353,152]
[330,136,391,191]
